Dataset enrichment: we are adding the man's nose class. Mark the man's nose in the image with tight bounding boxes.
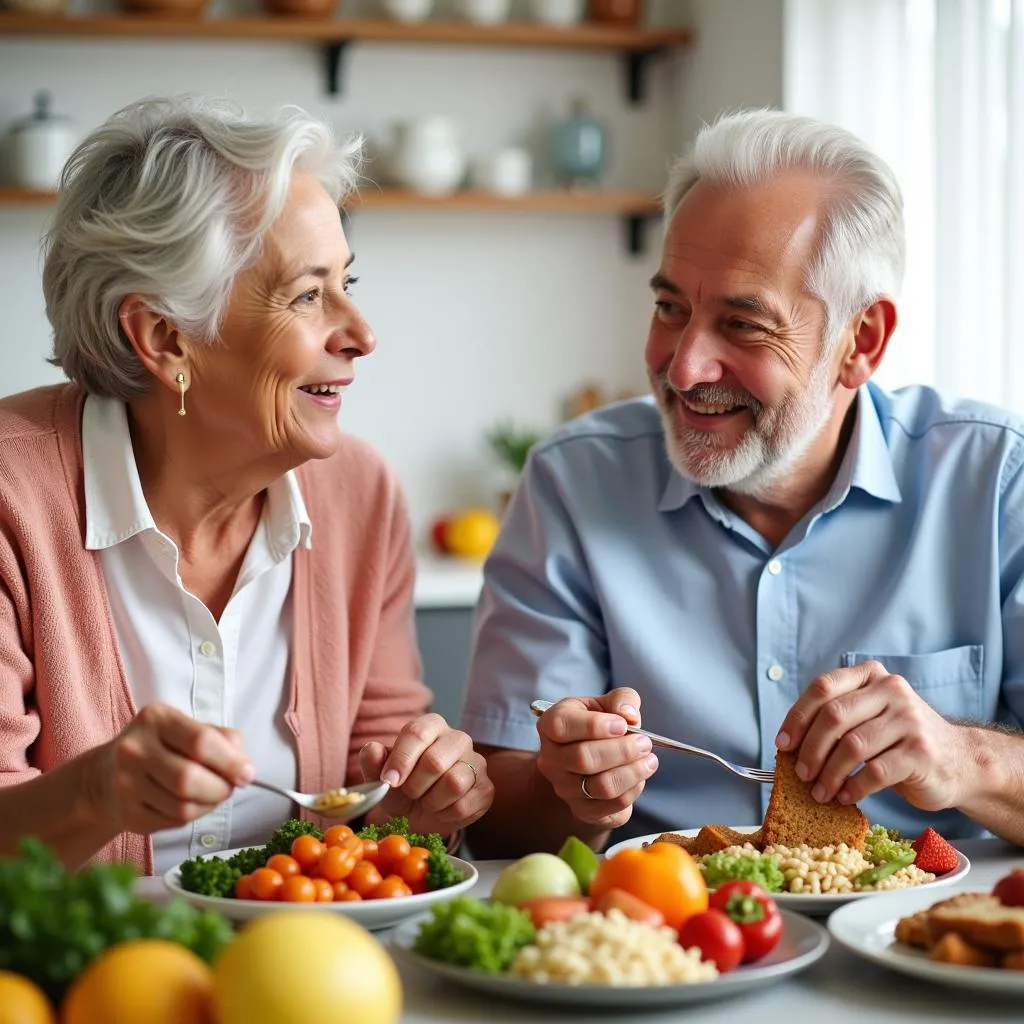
[665,324,725,392]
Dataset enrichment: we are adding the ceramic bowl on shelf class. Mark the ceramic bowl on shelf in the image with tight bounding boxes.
[381,0,434,21]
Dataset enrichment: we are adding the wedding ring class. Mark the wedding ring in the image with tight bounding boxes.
[457,759,479,786]
[580,775,598,800]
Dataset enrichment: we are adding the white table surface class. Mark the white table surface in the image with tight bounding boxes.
[138,838,1024,1023]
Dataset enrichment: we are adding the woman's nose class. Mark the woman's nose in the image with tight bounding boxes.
[330,303,375,357]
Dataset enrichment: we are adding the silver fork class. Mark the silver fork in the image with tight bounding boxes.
[529,699,774,784]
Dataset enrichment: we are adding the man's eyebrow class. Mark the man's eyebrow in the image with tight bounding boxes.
[280,253,356,288]
[720,294,785,329]
[649,272,680,293]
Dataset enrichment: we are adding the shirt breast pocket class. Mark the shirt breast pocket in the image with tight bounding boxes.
[840,645,984,721]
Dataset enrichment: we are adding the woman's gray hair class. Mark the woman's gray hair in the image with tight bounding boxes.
[663,108,904,347]
[44,95,363,400]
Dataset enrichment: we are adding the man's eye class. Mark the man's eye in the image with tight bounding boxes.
[729,319,763,332]
[655,300,686,318]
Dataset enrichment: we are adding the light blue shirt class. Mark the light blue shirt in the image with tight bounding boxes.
[460,383,1024,842]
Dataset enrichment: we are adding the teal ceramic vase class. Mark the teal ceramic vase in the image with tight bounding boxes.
[552,99,607,187]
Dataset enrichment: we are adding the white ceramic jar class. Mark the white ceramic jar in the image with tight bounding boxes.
[8,92,75,191]
[390,117,466,196]
[528,0,584,25]
[381,0,433,21]
[472,148,532,196]
[456,0,511,24]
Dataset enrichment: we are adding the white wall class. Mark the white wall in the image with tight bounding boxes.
[0,0,785,541]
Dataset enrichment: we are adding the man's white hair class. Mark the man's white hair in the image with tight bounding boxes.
[44,95,363,400]
[663,108,905,346]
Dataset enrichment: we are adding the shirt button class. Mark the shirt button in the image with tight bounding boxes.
[767,664,785,682]
[767,559,782,575]
[199,833,217,849]
[199,640,217,657]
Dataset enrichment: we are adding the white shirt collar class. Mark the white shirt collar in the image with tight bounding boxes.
[82,394,312,553]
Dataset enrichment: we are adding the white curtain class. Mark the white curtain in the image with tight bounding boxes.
[784,0,1024,410]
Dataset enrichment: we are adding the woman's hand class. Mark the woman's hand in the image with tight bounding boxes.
[359,714,494,837]
[92,703,255,836]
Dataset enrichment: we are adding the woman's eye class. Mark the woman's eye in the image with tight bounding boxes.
[343,275,359,294]
[295,288,321,306]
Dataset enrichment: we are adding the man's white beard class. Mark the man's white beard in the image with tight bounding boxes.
[657,357,835,497]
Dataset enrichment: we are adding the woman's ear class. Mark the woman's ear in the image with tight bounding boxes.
[837,296,898,390]
[119,296,189,388]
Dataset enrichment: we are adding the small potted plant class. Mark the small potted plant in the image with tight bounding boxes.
[486,421,545,513]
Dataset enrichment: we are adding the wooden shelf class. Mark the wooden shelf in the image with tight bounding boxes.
[0,187,55,206]
[0,14,691,100]
[0,13,690,49]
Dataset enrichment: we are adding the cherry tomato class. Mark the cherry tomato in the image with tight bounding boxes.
[331,880,350,899]
[280,875,318,902]
[708,880,783,963]
[678,909,745,972]
[248,867,284,902]
[347,860,384,898]
[290,835,326,872]
[323,824,356,848]
[372,876,413,900]
[311,877,335,902]
[518,896,593,928]
[234,874,254,900]
[592,887,665,928]
[360,838,380,864]
[376,834,412,873]
[265,854,301,879]
[396,850,430,889]
[337,889,363,902]
[318,845,358,883]
[993,869,1024,907]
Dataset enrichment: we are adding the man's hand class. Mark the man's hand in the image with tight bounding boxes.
[534,687,659,829]
[775,660,965,811]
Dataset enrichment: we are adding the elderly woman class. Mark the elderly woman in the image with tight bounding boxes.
[0,96,493,874]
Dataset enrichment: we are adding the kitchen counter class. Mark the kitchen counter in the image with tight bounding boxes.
[414,552,484,610]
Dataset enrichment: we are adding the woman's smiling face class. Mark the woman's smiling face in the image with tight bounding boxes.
[184,171,374,466]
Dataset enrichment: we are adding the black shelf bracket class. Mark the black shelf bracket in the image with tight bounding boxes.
[324,40,351,97]
[623,212,661,257]
[622,48,662,105]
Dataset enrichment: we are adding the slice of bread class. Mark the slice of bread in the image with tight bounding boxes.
[761,751,869,851]
[928,896,1024,952]
[894,892,990,949]
[927,931,1001,967]
[651,832,702,855]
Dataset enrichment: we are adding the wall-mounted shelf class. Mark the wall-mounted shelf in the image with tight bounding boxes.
[0,14,691,102]
[0,186,663,254]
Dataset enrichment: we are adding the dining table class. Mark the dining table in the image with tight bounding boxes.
[136,837,1023,1024]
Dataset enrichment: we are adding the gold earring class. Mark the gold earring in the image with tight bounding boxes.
[175,371,187,417]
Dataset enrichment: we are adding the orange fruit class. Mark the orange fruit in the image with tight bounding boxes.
[445,508,500,559]
[0,971,56,1024]
[61,940,214,1024]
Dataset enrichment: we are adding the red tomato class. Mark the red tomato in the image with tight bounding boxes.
[396,849,430,889]
[677,909,745,973]
[592,887,665,928]
[431,517,451,553]
[234,874,254,900]
[518,896,593,928]
[993,869,1024,907]
[372,875,413,900]
[279,875,317,903]
[376,834,412,874]
[248,867,284,902]
[708,880,782,963]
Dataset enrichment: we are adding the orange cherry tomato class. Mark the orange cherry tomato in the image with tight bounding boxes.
[280,874,318,903]
[323,824,356,848]
[360,839,379,864]
[376,834,412,873]
[318,845,358,883]
[396,850,430,889]
[337,889,363,902]
[371,875,413,900]
[265,854,301,879]
[589,843,708,930]
[248,867,284,902]
[331,880,351,899]
[347,860,384,898]
[311,877,335,902]
[290,834,326,872]
[234,874,254,900]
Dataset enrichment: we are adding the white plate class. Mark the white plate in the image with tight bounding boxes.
[164,849,478,930]
[828,885,1024,995]
[604,826,971,916]
[389,906,829,1008]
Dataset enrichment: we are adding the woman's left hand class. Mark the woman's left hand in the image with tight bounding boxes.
[358,714,494,837]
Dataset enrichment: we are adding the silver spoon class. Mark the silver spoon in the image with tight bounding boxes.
[248,778,391,822]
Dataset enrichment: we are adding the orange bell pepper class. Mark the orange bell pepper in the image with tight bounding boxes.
[589,842,708,930]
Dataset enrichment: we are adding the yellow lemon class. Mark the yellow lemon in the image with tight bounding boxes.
[0,972,56,1024]
[61,940,214,1024]
[445,507,501,559]
[212,911,401,1024]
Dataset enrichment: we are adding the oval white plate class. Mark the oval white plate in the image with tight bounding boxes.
[828,885,1024,995]
[164,848,478,930]
[389,907,828,1008]
[604,827,971,916]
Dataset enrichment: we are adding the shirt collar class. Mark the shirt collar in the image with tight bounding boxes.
[657,384,902,514]
[82,394,313,552]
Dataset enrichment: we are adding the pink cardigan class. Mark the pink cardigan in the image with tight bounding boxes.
[0,385,431,873]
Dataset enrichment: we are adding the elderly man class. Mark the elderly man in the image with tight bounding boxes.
[460,108,1024,857]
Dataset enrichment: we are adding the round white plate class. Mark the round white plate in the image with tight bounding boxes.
[164,849,478,930]
[389,907,828,1008]
[604,826,971,916]
[828,885,1024,995]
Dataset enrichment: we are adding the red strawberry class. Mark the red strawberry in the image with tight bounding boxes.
[912,827,959,874]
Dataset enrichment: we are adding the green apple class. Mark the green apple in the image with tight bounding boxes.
[491,853,582,907]
[557,835,599,895]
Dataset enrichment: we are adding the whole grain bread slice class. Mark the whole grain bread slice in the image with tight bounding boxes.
[928,896,1024,952]
[761,751,868,851]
